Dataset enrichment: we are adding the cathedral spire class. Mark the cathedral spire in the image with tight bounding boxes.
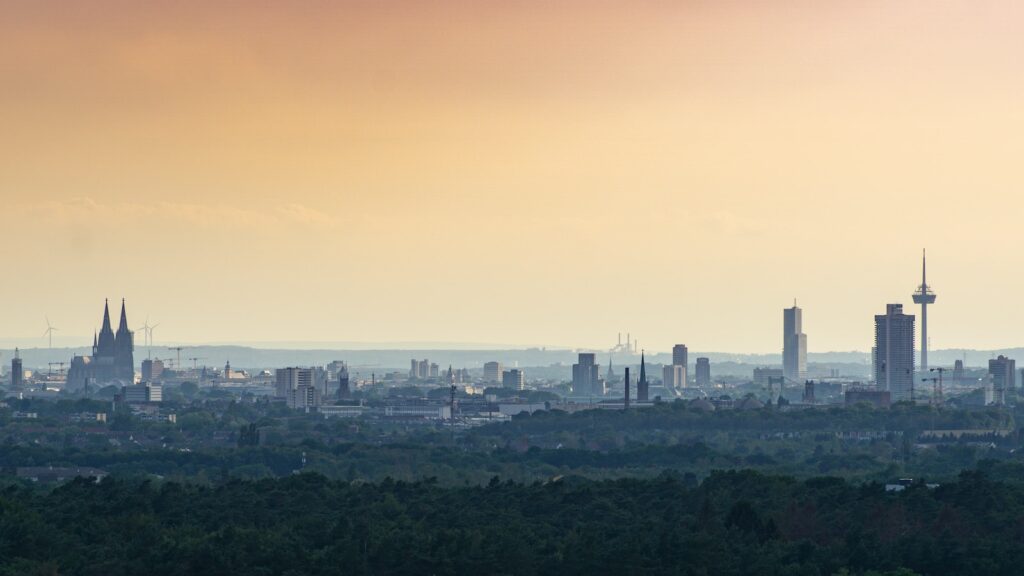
[117,298,129,334]
[97,299,116,356]
[101,299,112,333]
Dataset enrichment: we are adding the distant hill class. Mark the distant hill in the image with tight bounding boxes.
[0,346,1017,378]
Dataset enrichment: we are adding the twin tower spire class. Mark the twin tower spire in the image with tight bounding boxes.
[95,298,131,355]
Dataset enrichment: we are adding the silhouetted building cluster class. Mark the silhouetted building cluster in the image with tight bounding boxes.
[67,300,135,391]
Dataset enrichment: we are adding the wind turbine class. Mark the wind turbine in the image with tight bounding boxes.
[148,322,160,349]
[42,317,59,349]
[137,317,151,346]
[136,317,160,357]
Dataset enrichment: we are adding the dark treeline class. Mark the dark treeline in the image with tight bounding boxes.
[4,439,1022,486]
[2,469,1024,575]
[467,402,1014,448]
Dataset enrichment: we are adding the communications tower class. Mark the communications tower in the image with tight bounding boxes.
[911,250,936,373]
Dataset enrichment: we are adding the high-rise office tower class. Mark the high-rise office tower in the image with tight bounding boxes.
[783,304,807,383]
[874,304,916,402]
[141,358,164,381]
[572,353,601,395]
[276,367,314,398]
[911,250,937,373]
[988,355,1016,404]
[953,359,965,385]
[483,361,503,383]
[672,344,688,371]
[409,359,422,380]
[408,359,430,380]
[662,364,685,394]
[502,368,525,390]
[695,357,711,387]
[637,351,649,402]
[11,348,22,389]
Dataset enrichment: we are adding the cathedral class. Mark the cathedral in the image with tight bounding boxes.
[66,300,136,391]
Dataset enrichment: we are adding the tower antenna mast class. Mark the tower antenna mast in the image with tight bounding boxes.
[912,249,937,373]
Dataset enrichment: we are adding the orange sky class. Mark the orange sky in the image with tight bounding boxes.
[2,1,1024,352]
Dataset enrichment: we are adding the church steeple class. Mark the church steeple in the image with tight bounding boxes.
[117,299,129,335]
[112,298,134,381]
[101,299,112,333]
[97,299,116,356]
[637,350,649,402]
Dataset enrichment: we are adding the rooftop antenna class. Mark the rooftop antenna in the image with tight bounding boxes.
[42,317,59,349]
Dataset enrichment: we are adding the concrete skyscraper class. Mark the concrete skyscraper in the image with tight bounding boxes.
[695,357,711,387]
[572,353,601,396]
[10,348,23,389]
[502,368,525,390]
[783,303,807,383]
[988,355,1016,404]
[672,344,688,370]
[662,364,685,395]
[275,367,314,398]
[874,304,916,402]
[483,361,503,383]
[911,250,936,373]
[670,344,688,390]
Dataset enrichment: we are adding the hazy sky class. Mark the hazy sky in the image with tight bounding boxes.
[2,1,1024,353]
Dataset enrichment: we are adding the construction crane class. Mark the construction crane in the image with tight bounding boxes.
[167,347,186,369]
[188,357,206,371]
[47,362,66,378]
[928,367,946,406]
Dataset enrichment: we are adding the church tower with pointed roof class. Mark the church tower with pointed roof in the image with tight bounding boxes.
[637,350,649,402]
[67,299,136,390]
[113,299,135,381]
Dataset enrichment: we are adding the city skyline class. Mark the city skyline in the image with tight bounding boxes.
[0,251,990,357]
[5,2,1024,352]
[3,4,1024,574]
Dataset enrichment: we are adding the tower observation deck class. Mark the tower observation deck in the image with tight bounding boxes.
[911,250,936,373]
